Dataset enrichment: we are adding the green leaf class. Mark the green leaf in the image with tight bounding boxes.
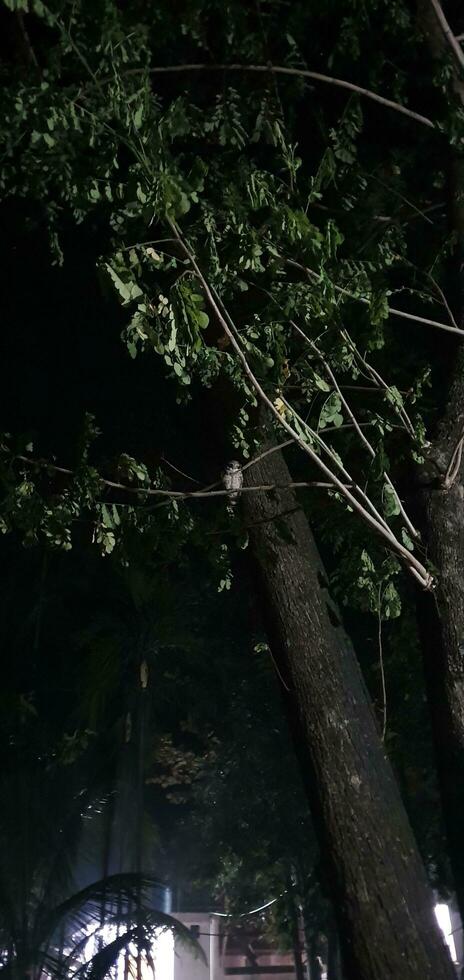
[101,504,113,528]
[319,393,343,429]
[167,323,177,352]
[401,527,414,551]
[197,311,209,329]
[133,105,144,130]
[382,581,401,619]
[106,265,143,305]
[314,374,330,392]
[383,484,401,517]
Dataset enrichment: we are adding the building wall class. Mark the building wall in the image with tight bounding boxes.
[174,912,224,980]
[173,912,297,980]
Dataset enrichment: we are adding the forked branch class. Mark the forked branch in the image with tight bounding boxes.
[168,219,433,588]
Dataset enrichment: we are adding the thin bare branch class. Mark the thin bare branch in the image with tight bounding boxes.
[167,220,433,588]
[141,63,435,129]
[15,11,39,68]
[378,586,387,742]
[443,422,464,489]
[278,389,394,537]
[13,454,349,499]
[242,440,295,470]
[424,270,459,330]
[216,276,395,534]
[428,0,464,71]
[340,330,417,439]
[160,456,202,485]
[313,344,420,538]
[286,258,464,337]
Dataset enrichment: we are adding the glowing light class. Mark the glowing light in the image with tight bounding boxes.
[434,903,458,963]
[154,928,174,980]
[78,922,175,980]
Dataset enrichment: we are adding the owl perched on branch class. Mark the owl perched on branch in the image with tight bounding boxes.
[222,460,243,509]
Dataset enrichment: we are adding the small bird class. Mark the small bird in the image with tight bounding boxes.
[222,460,243,509]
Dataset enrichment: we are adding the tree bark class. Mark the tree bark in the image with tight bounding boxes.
[416,346,464,916]
[242,443,454,980]
[415,0,464,918]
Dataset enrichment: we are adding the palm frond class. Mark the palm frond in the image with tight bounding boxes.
[40,872,163,943]
[59,909,204,980]
[71,926,139,980]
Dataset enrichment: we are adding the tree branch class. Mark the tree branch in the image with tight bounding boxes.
[378,585,387,742]
[13,454,350,499]
[428,0,464,71]
[311,339,420,539]
[443,422,464,489]
[14,11,39,68]
[167,219,433,588]
[139,63,436,130]
[285,258,464,337]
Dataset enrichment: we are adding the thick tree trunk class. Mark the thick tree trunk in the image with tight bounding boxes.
[242,444,454,980]
[414,2,464,917]
[417,347,464,916]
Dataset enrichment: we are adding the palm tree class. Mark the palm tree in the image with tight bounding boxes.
[0,557,205,979]
[0,763,201,980]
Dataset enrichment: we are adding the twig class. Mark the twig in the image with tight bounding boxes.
[218,276,393,534]
[428,0,464,71]
[15,11,39,68]
[285,258,464,337]
[341,331,417,439]
[242,440,295,471]
[282,332,420,538]
[443,422,464,489]
[140,63,436,130]
[268,648,291,692]
[309,339,419,539]
[12,455,351,498]
[424,270,459,330]
[160,456,202,485]
[167,220,433,588]
[278,389,394,537]
[378,586,387,742]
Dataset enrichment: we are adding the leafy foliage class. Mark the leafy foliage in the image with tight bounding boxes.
[0,0,462,970]
[1,0,456,600]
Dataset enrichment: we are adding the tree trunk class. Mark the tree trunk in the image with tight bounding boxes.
[242,443,454,980]
[414,1,464,918]
[416,346,464,916]
[288,880,306,980]
[308,943,322,980]
[326,918,342,980]
[291,927,306,980]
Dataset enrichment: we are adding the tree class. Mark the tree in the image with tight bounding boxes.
[0,0,462,976]
[410,0,464,919]
[242,439,453,979]
[0,750,198,980]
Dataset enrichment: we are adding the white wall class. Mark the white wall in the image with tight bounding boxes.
[174,912,224,980]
